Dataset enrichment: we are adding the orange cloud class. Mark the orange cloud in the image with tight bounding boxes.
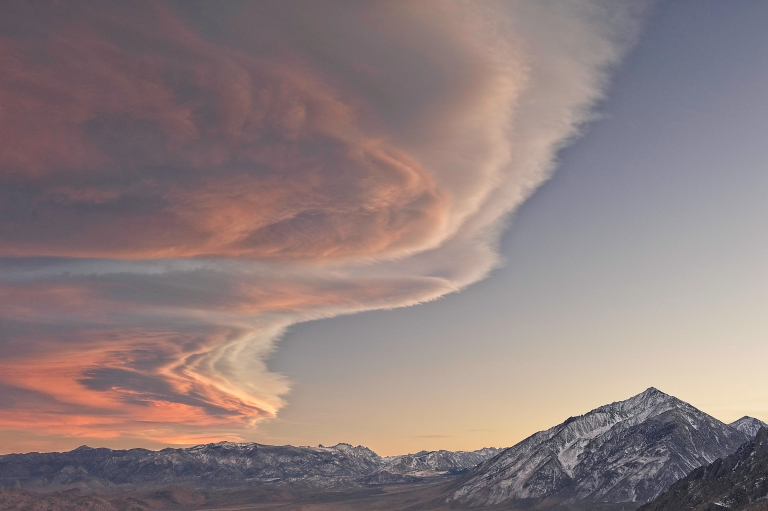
[0,1,450,262]
[0,327,282,441]
[0,0,646,450]
[0,266,452,443]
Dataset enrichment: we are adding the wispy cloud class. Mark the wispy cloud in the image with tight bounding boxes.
[0,0,649,448]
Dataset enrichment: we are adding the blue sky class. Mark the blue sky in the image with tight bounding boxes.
[260,0,768,453]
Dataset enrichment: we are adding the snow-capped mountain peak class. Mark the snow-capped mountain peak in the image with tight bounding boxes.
[449,388,751,507]
[729,416,768,438]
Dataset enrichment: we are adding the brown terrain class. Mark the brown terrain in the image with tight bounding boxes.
[0,482,642,511]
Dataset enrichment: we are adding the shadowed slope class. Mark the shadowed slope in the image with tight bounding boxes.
[449,388,750,507]
[639,427,768,511]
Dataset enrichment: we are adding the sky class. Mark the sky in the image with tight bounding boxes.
[0,0,766,455]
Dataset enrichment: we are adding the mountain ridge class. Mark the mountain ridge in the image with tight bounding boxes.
[449,387,751,507]
[638,427,768,511]
[0,441,500,491]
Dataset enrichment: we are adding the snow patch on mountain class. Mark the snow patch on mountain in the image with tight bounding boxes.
[449,388,751,507]
[0,441,499,491]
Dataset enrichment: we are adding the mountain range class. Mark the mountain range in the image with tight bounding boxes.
[448,388,763,507]
[0,387,765,511]
[0,441,499,491]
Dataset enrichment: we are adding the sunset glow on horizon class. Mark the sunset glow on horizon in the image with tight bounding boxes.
[2,0,767,456]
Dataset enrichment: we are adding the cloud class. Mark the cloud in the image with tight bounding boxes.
[0,0,649,448]
[0,1,451,261]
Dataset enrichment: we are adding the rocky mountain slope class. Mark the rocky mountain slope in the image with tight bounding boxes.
[731,417,768,439]
[0,441,498,491]
[384,447,501,475]
[449,388,752,507]
[638,427,768,511]
[363,447,503,484]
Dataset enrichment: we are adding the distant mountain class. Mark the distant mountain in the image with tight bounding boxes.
[363,447,503,484]
[730,416,768,439]
[0,441,498,491]
[383,447,502,475]
[448,388,751,507]
[638,427,768,511]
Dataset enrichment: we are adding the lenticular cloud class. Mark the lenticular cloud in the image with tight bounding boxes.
[0,0,648,446]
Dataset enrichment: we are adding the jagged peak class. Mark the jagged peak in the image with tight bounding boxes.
[731,415,764,425]
[585,387,676,412]
[322,443,379,456]
[184,441,260,451]
[613,387,681,410]
[633,386,674,401]
[522,387,695,450]
[729,416,768,438]
[563,387,681,425]
[209,441,250,447]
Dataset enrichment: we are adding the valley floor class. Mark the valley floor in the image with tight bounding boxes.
[0,481,643,511]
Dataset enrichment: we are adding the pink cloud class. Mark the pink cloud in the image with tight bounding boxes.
[0,1,450,261]
[0,1,647,449]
